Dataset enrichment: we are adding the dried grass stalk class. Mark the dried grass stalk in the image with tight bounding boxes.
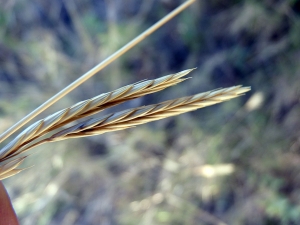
[48,85,250,140]
[0,69,194,160]
[0,69,250,180]
[0,0,196,144]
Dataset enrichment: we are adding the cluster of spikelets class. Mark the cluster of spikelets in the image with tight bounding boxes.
[0,68,250,180]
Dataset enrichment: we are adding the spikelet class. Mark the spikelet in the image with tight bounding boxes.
[0,156,27,180]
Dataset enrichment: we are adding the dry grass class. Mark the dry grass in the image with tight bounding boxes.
[0,69,193,160]
[0,0,196,145]
[0,69,250,180]
[0,0,250,182]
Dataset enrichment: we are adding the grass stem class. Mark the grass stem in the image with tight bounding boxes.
[0,0,195,144]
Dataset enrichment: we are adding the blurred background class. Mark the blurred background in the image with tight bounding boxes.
[0,0,300,224]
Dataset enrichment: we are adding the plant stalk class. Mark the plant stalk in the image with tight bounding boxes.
[0,0,195,144]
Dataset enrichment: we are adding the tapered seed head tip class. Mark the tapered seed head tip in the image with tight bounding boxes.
[174,68,197,78]
[236,86,251,95]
